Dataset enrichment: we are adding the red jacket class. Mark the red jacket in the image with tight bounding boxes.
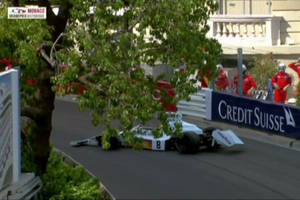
[215,70,229,90]
[233,73,257,96]
[271,71,291,89]
[288,62,300,78]
[197,70,210,88]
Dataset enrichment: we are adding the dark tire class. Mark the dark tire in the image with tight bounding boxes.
[203,127,221,150]
[175,132,200,154]
[108,136,121,150]
[203,127,215,134]
[99,136,121,150]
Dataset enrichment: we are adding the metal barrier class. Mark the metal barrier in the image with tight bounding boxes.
[177,88,212,120]
[0,173,41,200]
[0,69,41,199]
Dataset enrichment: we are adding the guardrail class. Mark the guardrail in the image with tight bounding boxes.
[177,88,212,120]
[0,173,41,200]
[0,69,41,199]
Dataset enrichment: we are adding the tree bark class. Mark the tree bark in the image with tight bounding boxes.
[30,68,55,173]
[18,0,72,174]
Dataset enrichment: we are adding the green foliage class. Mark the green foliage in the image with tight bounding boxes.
[39,151,102,200]
[21,131,104,200]
[21,121,39,174]
[248,53,278,89]
[54,0,222,148]
[297,82,300,106]
[0,1,52,107]
[1,0,223,153]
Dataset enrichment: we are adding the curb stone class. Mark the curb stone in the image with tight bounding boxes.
[183,115,300,152]
[55,95,77,103]
[53,148,116,200]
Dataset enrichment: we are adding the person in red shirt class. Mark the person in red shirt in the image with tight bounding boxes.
[271,63,292,103]
[196,69,210,88]
[288,57,300,78]
[215,64,229,91]
[233,64,257,97]
[288,57,300,96]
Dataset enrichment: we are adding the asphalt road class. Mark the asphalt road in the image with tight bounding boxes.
[51,99,300,200]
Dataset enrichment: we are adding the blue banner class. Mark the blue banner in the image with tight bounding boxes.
[211,91,300,139]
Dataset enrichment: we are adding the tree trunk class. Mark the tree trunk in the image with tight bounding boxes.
[10,0,72,174]
[30,68,55,174]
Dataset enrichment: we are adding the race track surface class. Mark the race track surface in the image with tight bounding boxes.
[51,99,300,200]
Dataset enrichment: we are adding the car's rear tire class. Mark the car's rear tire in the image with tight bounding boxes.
[175,132,199,154]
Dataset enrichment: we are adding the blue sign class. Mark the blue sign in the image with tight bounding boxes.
[211,91,300,139]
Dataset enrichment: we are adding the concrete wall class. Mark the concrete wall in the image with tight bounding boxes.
[272,0,300,45]
[219,0,270,15]
[218,0,300,45]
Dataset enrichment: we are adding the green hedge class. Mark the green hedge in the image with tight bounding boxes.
[248,53,278,89]
[21,122,108,200]
[38,151,102,200]
[297,82,300,106]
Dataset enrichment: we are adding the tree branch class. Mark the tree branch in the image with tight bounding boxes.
[21,106,44,121]
[96,0,111,4]
[50,32,65,61]
[128,10,146,32]
[38,44,57,68]
[78,72,106,96]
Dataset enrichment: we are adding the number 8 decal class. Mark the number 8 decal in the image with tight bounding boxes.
[156,141,161,149]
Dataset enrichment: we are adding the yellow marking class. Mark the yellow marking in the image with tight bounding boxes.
[143,139,152,150]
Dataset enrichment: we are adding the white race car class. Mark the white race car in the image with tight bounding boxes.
[70,113,244,154]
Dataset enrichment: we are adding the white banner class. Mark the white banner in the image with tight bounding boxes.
[0,69,20,190]
[8,7,46,19]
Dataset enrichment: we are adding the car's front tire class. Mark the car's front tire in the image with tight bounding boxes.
[108,136,121,150]
[175,132,199,154]
[203,127,221,150]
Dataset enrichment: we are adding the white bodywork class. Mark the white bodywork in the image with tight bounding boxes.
[130,126,171,151]
[126,113,243,151]
[70,112,244,151]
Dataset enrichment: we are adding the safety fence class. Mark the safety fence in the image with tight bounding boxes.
[178,88,300,139]
[177,88,212,120]
[0,69,41,199]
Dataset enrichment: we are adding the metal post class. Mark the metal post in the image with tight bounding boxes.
[11,69,21,183]
[238,48,243,96]
[210,79,215,90]
[266,78,274,101]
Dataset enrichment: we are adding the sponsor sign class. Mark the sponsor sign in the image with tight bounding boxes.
[8,7,46,19]
[211,91,300,139]
[0,69,20,190]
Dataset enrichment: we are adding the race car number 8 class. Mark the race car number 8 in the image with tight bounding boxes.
[156,141,161,149]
